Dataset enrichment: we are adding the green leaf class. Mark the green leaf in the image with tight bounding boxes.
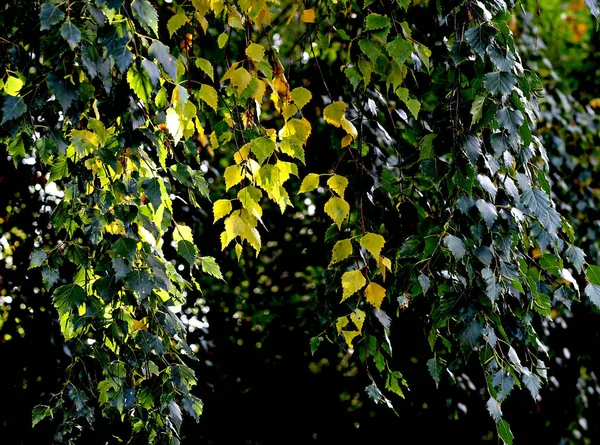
[60,21,81,49]
[149,40,177,82]
[470,96,486,126]
[195,58,214,81]
[387,37,412,64]
[182,395,203,421]
[291,87,312,109]
[586,264,600,285]
[427,358,443,388]
[167,12,189,37]
[476,199,498,227]
[53,284,86,317]
[358,39,382,62]
[487,46,515,72]
[459,319,483,353]
[245,43,265,62]
[127,66,153,104]
[177,240,197,266]
[200,256,224,280]
[299,173,320,193]
[124,270,155,298]
[486,397,503,423]
[310,336,321,355]
[496,108,524,135]
[2,95,27,124]
[112,237,138,262]
[199,84,218,111]
[566,244,586,273]
[29,249,48,269]
[250,137,276,164]
[484,72,517,96]
[131,0,158,36]
[365,13,391,31]
[46,74,77,112]
[498,420,513,445]
[585,283,600,309]
[444,234,466,260]
[406,99,420,119]
[522,369,541,399]
[40,5,65,30]
[7,136,26,166]
[42,267,60,289]
[463,135,481,165]
[142,178,164,210]
[465,25,493,59]
[32,405,52,427]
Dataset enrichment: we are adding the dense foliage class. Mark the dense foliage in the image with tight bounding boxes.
[2,0,600,443]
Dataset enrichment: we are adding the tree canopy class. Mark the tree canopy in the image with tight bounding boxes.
[2,0,600,443]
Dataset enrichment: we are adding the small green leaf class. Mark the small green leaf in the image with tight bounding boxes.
[470,96,485,126]
[40,5,65,30]
[200,256,224,280]
[463,135,482,165]
[127,66,153,104]
[124,270,155,299]
[496,108,524,135]
[195,58,214,81]
[60,21,81,49]
[177,240,197,266]
[32,405,52,427]
[365,13,391,31]
[484,71,516,96]
[387,37,412,64]
[199,84,218,111]
[498,420,513,445]
[250,137,276,164]
[291,87,312,109]
[2,96,27,124]
[167,12,189,37]
[444,234,466,260]
[29,249,48,269]
[427,358,443,387]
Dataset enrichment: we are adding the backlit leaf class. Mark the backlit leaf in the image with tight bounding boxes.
[324,197,350,229]
[299,173,320,193]
[341,270,366,301]
[360,233,385,261]
[323,101,346,127]
[291,87,312,109]
[213,200,233,223]
[330,239,353,266]
[365,282,386,310]
[327,175,348,198]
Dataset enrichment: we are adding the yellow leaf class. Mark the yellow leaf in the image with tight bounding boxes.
[255,164,280,193]
[365,282,386,310]
[225,213,246,240]
[341,269,366,301]
[324,197,350,229]
[341,134,353,148]
[299,173,320,193]
[252,79,267,102]
[350,309,366,332]
[336,316,349,334]
[323,101,346,127]
[199,84,218,111]
[301,8,316,23]
[221,61,242,82]
[291,87,312,109]
[132,318,148,332]
[224,165,244,190]
[213,199,232,222]
[342,330,360,349]
[173,223,194,243]
[360,232,385,261]
[330,239,353,266]
[234,143,251,164]
[229,68,253,95]
[327,174,348,198]
[237,186,262,212]
[283,103,299,121]
[245,43,265,62]
[341,116,358,138]
[378,255,392,281]
[235,243,243,261]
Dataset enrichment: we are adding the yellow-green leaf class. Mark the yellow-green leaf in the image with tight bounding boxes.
[235,243,243,260]
[237,186,262,212]
[342,330,360,348]
[224,165,244,191]
[173,223,194,243]
[291,87,312,109]
[336,316,349,333]
[298,173,320,193]
[167,12,189,37]
[323,101,346,127]
[341,269,366,301]
[4,75,24,96]
[324,197,350,229]
[327,174,348,198]
[378,255,392,281]
[217,32,228,48]
[127,66,153,104]
[213,199,232,223]
[350,309,366,332]
[229,68,252,95]
[195,58,214,81]
[406,99,420,119]
[245,43,265,62]
[365,282,386,310]
[276,161,298,184]
[330,239,353,266]
[301,8,316,23]
[283,103,298,121]
[360,232,385,261]
[199,84,218,111]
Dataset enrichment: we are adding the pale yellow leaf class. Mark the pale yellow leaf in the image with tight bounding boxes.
[341,116,358,138]
[342,330,360,349]
[350,309,366,332]
[234,143,251,164]
[213,199,232,223]
[365,282,386,310]
[235,243,243,261]
[173,223,194,243]
[341,269,366,301]
[298,173,320,193]
[324,196,350,229]
[327,174,348,198]
[301,8,316,23]
[360,232,385,261]
[341,134,353,148]
[323,101,346,127]
[275,161,298,184]
[330,239,353,266]
[245,43,265,62]
[166,108,183,145]
[224,165,244,190]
